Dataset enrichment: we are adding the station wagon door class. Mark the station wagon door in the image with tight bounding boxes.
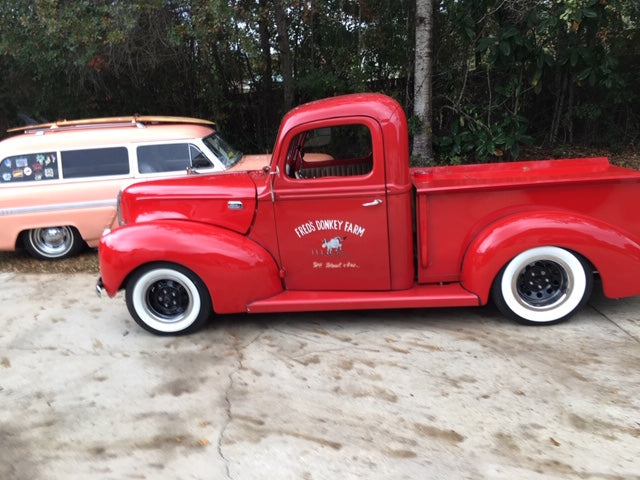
[272,119,391,291]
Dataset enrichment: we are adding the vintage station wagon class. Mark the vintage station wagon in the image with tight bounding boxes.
[0,116,246,259]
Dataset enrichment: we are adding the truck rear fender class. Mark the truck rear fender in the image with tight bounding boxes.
[460,211,640,303]
[99,221,283,313]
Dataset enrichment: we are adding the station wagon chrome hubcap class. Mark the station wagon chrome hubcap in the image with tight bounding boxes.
[30,227,72,255]
[43,228,65,246]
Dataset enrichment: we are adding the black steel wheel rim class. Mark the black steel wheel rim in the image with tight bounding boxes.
[146,279,190,320]
[516,260,568,307]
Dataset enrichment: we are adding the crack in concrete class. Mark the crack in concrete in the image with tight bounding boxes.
[218,383,233,479]
[217,329,266,480]
[590,304,640,344]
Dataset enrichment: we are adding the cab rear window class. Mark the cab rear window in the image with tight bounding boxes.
[1,152,59,183]
[61,147,129,178]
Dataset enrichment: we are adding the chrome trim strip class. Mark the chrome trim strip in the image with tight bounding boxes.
[0,199,116,216]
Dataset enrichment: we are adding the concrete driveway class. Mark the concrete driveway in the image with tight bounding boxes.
[1,272,639,480]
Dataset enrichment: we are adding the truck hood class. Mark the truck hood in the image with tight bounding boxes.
[119,172,257,234]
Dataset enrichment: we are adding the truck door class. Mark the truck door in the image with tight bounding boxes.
[272,119,391,291]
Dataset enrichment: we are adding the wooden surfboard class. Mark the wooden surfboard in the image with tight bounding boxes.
[7,115,215,133]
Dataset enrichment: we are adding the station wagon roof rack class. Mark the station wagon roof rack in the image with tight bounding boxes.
[7,115,215,134]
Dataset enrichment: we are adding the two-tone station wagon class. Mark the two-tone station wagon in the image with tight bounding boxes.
[0,116,253,259]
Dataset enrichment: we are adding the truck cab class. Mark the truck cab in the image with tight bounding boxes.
[266,94,414,292]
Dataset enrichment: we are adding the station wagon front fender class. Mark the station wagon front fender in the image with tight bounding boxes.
[99,221,282,313]
[460,211,640,303]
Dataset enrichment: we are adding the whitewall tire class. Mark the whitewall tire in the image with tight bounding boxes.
[125,263,212,335]
[491,246,593,325]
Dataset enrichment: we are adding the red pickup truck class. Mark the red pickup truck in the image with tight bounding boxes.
[97,93,640,335]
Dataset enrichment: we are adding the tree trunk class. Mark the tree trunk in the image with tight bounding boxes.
[549,67,568,145]
[412,0,434,166]
[258,0,273,94]
[272,0,295,111]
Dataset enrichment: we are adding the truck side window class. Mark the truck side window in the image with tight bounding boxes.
[289,124,373,179]
[1,152,59,183]
[61,147,129,178]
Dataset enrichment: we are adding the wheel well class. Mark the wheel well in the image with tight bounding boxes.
[15,230,25,250]
[463,238,598,305]
[460,210,616,303]
[19,225,86,259]
[19,225,83,240]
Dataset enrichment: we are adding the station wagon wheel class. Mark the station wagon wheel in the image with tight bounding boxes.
[23,226,84,260]
[125,263,213,335]
[491,246,593,325]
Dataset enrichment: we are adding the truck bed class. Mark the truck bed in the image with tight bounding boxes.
[410,156,640,286]
[412,157,640,193]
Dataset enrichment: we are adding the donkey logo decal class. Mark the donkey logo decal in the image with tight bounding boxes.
[322,236,347,255]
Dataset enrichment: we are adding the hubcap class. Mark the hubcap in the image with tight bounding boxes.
[146,279,191,321]
[30,227,72,256]
[516,260,568,308]
[42,227,66,247]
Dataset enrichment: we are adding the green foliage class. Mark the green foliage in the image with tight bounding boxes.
[0,0,638,160]
[432,0,638,162]
[435,108,532,163]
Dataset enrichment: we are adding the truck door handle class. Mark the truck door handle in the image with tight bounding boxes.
[362,199,383,207]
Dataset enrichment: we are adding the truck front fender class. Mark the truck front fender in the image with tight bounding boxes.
[460,211,640,304]
[99,221,282,313]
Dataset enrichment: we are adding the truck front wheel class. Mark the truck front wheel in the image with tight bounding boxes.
[125,263,213,335]
[491,246,593,325]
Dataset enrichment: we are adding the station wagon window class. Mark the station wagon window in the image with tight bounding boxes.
[136,143,212,173]
[1,152,59,183]
[202,133,243,168]
[286,124,373,179]
[61,147,129,178]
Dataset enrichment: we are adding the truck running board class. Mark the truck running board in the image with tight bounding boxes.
[246,283,479,314]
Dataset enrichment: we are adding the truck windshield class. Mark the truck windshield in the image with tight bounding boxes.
[203,133,243,168]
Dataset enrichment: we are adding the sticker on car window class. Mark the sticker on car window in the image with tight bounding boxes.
[1,152,59,183]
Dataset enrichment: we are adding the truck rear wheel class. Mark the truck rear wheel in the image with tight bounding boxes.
[491,246,593,325]
[23,226,84,260]
[125,263,213,335]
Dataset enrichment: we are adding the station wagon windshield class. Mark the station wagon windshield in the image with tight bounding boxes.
[203,133,242,168]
